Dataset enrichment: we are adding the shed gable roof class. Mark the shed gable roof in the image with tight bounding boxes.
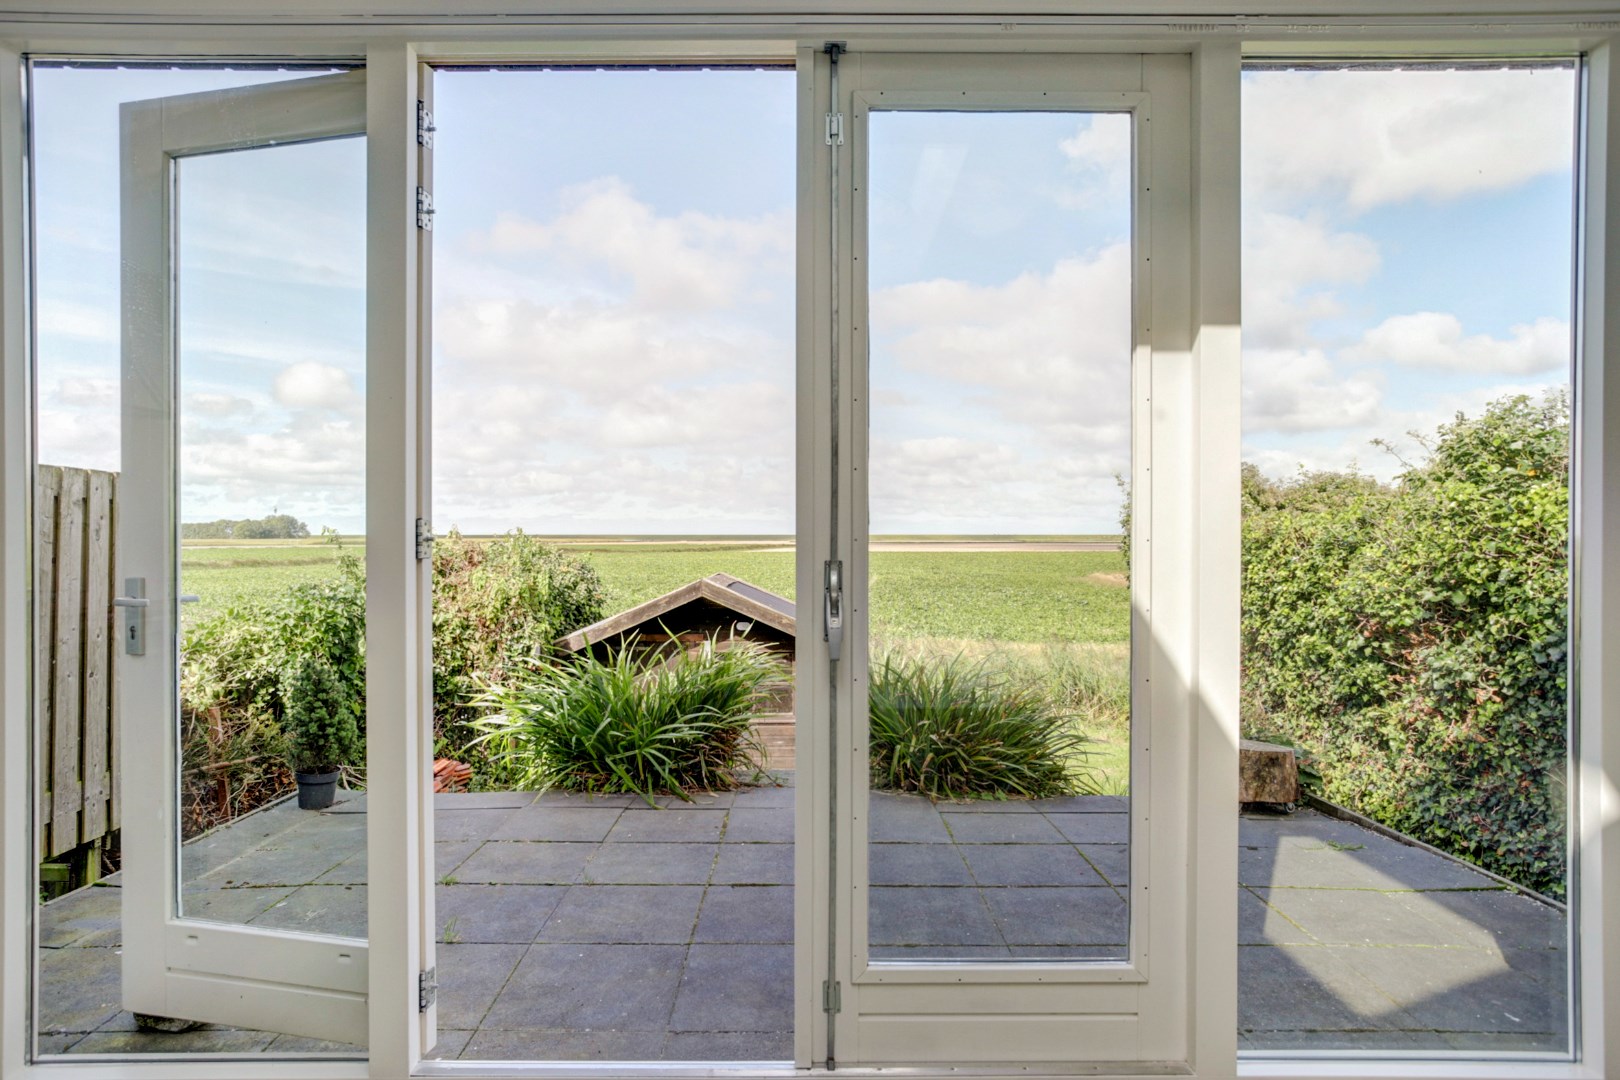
[557,572,796,652]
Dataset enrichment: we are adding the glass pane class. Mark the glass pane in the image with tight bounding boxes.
[174,136,367,937]
[865,111,1134,962]
[1238,63,1575,1056]
[427,67,796,1063]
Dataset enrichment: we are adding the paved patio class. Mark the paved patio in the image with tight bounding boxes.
[35,788,1567,1060]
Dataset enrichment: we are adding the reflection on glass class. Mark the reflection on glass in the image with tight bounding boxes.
[865,111,1133,962]
[176,137,367,936]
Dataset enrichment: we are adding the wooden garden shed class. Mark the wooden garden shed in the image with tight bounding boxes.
[556,573,798,768]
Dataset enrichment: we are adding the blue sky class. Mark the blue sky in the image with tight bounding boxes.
[31,63,1576,536]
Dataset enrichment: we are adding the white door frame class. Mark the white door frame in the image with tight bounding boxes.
[795,46,1240,1069]
[0,16,1617,1080]
[117,70,371,1047]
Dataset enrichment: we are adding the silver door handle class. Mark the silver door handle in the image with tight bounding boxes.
[114,577,148,655]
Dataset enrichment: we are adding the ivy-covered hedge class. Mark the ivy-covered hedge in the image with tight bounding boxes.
[1242,393,1570,897]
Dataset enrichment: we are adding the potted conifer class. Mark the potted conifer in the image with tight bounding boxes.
[282,654,360,810]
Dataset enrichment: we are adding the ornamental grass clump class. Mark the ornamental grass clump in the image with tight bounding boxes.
[473,633,782,802]
[867,652,1096,800]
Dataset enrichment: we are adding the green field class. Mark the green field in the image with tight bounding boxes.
[180,536,1132,791]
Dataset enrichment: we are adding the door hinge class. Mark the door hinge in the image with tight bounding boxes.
[416,518,435,560]
[822,979,842,1014]
[416,187,435,230]
[417,100,436,149]
[418,967,437,1011]
[825,112,844,146]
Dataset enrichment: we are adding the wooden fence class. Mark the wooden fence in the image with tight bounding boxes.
[34,464,119,862]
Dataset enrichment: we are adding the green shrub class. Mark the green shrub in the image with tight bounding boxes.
[472,634,781,802]
[1242,392,1570,897]
[431,530,607,779]
[281,654,361,773]
[867,652,1095,800]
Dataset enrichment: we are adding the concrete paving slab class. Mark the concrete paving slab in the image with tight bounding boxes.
[1080,843,1129,886]
[1336,945,1567,1036]
[37,886,120,949]
[1254,886,1483,947]
[981,886,1128,947]
[437,884,566,944]
[1238,887,1316,946]
[963,844,1106,887]
[944,812,1065,845]
[693,886,792,944]
[1046,813,1130,845]
[250,884,368,937]
[663,1030,792,1061]
[432,943,527,1030]
[730,785,795,809]
[869,886,1002,947]
[434,807,524,842]
[1390,888,1566,952]
[36,946,122,1034]
[425,1030,474,1060]
[583,843,717,885]
[179,885,297,924]
[69,1029,277,1054]
[669,944,793,1032]
[537,885,703,944]
[722,808,794,842]
[606,808,727,843]
[711,843,793,885]
[455,841,594,885]
[482,944,686,1030]
[435,840,483,879]
[1237,945,1416,1032]
[492,806,623,842]
[462,1027,669,1061]
[870,842,975,886]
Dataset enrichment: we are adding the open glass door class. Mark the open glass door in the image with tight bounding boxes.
[116,70,369,1047]
[815,50,1199,1066]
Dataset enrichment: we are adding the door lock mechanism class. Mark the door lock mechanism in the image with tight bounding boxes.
[111,577,149,656]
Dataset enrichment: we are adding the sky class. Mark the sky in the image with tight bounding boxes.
[31,62,1576,536]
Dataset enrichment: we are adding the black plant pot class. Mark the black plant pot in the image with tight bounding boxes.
[295,769,341,810]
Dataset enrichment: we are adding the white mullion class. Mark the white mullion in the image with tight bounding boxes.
[1576,38,1620,1080]
[365,41,429,1080]
[0,41,29,1080]
[1188,39,1242,1080]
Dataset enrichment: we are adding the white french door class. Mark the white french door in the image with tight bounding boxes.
[801,48,1213,1067]
[116,70,370,1046]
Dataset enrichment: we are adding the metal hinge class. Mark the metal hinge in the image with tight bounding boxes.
[825,112,844,146]
[823,560,844,661]
[417,100,436,149]
[416,187,435,231]
[416,518,435,560]
[822,979,842,1014]
[418,967,437,1011]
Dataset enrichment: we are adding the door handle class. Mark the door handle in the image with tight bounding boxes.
[113,577,148,656]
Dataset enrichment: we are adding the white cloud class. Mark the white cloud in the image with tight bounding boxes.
[430,181,796,533]
[1243,348,1383,434]
[1242,212,1380,349]
[480,178,791,313]
[1244,67,1576,211]
[186,392,255,418]
[273,361,358,410]
[1345,312,1569,375]
[873,243,1133,449]
[55,377,116,408]
[38,298,117,345]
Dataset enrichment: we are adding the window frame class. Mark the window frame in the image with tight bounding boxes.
[0,11,1612,1080]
